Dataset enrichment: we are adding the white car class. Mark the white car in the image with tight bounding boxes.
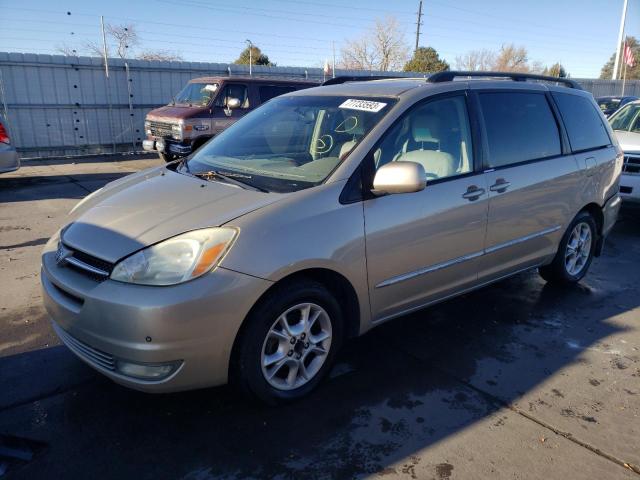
[610,100,640,202]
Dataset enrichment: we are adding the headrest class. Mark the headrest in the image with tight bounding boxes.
[412,115,439,143]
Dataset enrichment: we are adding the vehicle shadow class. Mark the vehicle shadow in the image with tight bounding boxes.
[1,207,639,479]
[0,173,132,203]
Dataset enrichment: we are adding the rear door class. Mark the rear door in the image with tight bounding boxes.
[474,89,581,282]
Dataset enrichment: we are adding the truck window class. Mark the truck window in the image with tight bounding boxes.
[215,84,249,108]
[259,85,296,103]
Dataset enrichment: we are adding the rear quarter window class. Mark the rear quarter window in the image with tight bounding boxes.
[552,92,611,152]
[478,92,561,168]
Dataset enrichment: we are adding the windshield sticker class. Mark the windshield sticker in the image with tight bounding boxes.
[203,84,219,92]
[339,99,387,112]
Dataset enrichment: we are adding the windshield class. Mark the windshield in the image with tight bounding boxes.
[174,82,219,107]
[609,103,640,132]
[185,95,396,193]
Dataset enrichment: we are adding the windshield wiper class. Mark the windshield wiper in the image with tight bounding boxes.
[193,170,269,193]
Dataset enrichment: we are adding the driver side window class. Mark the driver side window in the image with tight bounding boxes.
[373,95,473,181]
[215,84,250,108]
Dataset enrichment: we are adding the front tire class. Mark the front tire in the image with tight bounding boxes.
[539,211,597,284]
[231,280,343,404]
[159,152,176,163]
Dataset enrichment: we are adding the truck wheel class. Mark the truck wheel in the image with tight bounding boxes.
[231,279,344,404]
[159,153,176,163]
[539,211,597,284]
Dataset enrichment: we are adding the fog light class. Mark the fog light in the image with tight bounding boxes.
[156,139,165,152]
[115,360,178,380]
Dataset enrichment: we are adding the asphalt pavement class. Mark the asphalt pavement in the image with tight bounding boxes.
[0,155,638,479]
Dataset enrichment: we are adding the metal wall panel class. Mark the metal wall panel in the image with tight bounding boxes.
[1,51,638,158]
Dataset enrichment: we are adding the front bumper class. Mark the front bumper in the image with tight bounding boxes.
[41,237,272,393]
[142,138,191,157]
[620,173,640,203]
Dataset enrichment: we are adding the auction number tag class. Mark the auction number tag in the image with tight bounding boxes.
[339,99,387,112]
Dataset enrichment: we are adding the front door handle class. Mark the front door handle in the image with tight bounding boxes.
[489,178,511,193]
[462,185,485,201]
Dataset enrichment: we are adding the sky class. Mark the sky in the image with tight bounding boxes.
[0,0,639,78]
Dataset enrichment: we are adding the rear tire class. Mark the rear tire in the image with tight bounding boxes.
[539,211,597,284]
[231,280,343,405]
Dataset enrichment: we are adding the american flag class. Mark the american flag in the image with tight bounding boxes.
[624,42,636,68]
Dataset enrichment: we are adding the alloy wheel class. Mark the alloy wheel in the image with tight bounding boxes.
[564,222,592,276]
[260,303,332,390]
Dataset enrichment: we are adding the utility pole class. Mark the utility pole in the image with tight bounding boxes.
[414,0,423,54]
[246,39,253,76]
[613,0,628,80]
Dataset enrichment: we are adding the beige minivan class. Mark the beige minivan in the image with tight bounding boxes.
[42,72,622,403]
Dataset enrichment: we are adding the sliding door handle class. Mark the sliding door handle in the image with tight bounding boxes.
[462,186,485,201]
[489,178,511,193]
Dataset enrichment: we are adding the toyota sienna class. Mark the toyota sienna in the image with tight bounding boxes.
[42,72,622,403]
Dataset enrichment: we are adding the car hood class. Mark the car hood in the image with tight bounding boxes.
[147,104,207,121]
[62,167,284,263]
[614,130,640,153]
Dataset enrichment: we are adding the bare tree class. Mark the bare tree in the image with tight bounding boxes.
[454,49,496,71]
[340,16,409,71]
[85,40,105,58]
[454,44,544,73]
[55,43,79,56]
[85,23,139,59]
[107,24,139,59]
[492,44,530,72]
[137,50,184,62]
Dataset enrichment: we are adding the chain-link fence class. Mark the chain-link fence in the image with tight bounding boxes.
[1,52,638,159]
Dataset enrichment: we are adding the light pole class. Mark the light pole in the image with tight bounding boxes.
[246,39,253,76]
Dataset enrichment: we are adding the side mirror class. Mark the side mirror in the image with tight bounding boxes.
[226,97,241,109]
[371,161,427,196]
[223,97,241,117]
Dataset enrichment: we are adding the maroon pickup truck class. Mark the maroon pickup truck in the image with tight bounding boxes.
[143,76,317,161]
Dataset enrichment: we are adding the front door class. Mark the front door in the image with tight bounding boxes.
[211,83,250,133]
[363,94,489,322]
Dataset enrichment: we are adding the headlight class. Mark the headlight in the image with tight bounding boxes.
[110,227,237,286]
[171,123,182,140]
[144,121,151,135]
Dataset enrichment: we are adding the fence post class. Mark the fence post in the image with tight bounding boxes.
[125,61,136,152]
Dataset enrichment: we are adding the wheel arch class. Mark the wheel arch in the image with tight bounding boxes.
[229,267,362,379]
[578,202,605,256]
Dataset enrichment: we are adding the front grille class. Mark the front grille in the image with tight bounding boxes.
[59,242,113,281]
[148,121,174,138]
[623,154,640,175]
[54,324,116,371]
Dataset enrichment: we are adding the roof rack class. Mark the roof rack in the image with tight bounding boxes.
[427,71,582,90]
[322,75,405,86]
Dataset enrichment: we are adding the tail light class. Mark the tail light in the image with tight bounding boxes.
[0,121,9,144]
